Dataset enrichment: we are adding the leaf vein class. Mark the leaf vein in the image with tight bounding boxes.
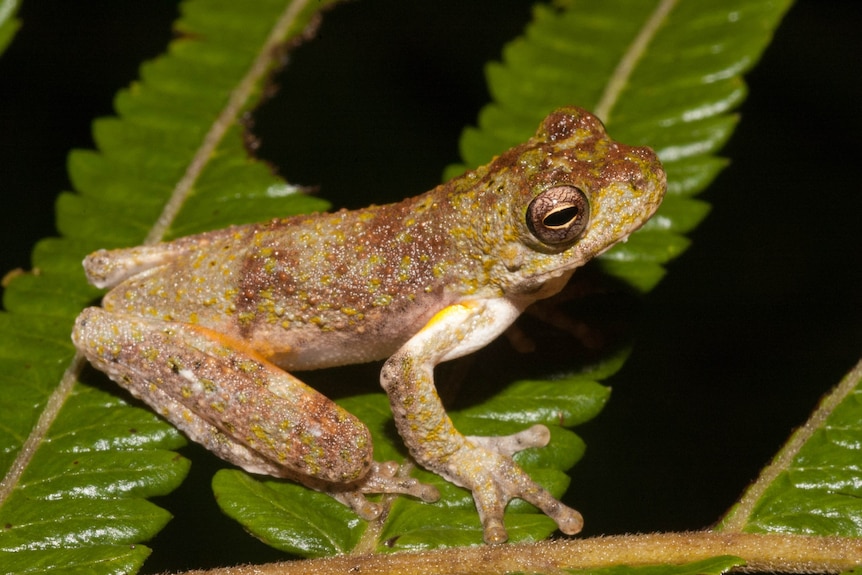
[594,0,677,123]
[145,0,312,244]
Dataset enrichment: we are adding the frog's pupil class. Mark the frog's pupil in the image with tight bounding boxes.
[544,206,578,228]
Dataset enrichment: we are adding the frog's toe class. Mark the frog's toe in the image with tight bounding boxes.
[467,424,550,457]
[333,491,385,521]
[482,517,508,545]
[358,461,440,502]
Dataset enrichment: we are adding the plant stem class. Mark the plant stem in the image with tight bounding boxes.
[176,531,862,575]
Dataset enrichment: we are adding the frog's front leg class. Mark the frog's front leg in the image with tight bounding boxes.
[73,307,438,519]
[380,301,584,544]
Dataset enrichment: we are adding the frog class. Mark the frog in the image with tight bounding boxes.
[72,106,666,545]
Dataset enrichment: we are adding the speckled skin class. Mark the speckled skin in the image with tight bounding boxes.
[73,107,666,544]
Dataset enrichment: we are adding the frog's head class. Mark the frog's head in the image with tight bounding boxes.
[485,106,666,296]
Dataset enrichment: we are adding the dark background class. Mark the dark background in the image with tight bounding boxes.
[1,0,861,571]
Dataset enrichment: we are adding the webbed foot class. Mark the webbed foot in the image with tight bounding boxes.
[449,424,583,543]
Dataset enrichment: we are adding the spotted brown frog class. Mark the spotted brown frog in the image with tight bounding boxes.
[73,107,666,544]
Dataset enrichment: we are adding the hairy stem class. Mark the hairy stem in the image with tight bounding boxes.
[177,532,862,575]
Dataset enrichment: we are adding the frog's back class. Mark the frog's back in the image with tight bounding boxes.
[95,193,479,369]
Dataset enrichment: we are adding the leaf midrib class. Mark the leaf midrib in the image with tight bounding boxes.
[594,0,676,124]
[147,0,314,244]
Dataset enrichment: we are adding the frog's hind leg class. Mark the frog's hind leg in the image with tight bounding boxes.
[72,306,438,519]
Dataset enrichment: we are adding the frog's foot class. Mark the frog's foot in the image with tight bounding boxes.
[446,425,584,544]
[327,461,440,520]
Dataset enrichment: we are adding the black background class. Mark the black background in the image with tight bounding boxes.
[1,1,861,571]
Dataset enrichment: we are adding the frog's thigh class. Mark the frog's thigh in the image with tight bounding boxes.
[73,307,374,485]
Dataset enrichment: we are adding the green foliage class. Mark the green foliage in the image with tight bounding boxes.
[0,0,335,573]
[214,469,365,557]
[0,381,188,573]
[718,360,862,537]
[58,1,330,247]
[0,1,19,56]
[4,0,860,573]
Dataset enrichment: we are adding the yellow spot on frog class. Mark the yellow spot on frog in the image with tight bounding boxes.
[373,294,393,307]
[421,303,472,332]
[237,359,259,374]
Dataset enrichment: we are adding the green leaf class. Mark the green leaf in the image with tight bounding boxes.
[456,376,610,427]
[0,0,21,56]
[0,0,336,572]
[213,469,364,557]
[59,2,331,247]
[0,381,188,573]
[718,359,862,537]
[0,546,152,575]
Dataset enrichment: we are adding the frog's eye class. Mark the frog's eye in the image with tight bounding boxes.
[526,185,590,246]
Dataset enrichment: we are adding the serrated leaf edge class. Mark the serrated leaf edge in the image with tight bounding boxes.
[718,357,862,533]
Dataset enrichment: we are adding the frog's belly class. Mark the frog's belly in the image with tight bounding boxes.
[243,300,446,371]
